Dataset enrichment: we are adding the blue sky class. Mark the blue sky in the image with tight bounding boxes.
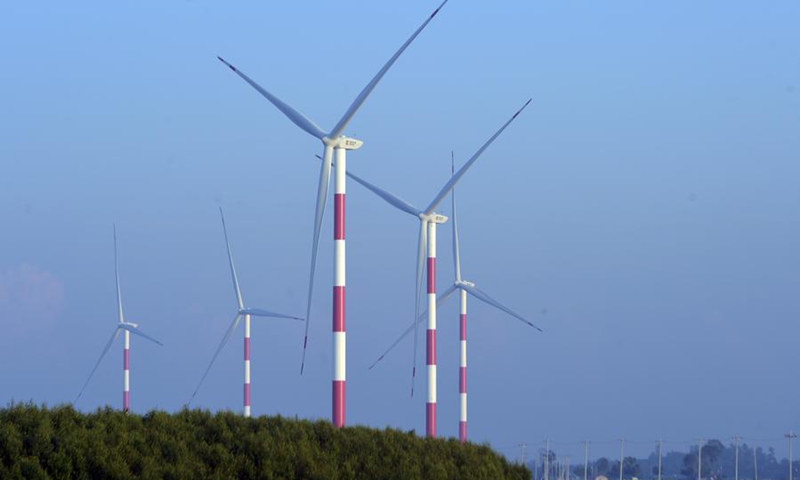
[1,0,799,459]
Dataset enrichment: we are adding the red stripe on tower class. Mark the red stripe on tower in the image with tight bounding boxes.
[333,287,346,332]
[427,329,437,365]
[427,258,436,294]
[426,403,437,437]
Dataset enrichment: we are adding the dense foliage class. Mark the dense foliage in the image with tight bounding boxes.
[0,403,530,480]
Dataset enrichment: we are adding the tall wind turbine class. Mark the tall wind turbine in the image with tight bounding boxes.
[347,99,533,437]
[367,143,542,441]
[76,225,163,412]
[217,0,448,428]
[189,208,303,417]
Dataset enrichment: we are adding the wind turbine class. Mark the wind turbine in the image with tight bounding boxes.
[189,208,303,417]
[367,141,542,441]
[216,0,448,428]
[345,99,533,437]
[76,225,163,412]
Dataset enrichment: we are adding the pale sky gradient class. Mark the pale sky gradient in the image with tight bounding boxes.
[1,0,798,459]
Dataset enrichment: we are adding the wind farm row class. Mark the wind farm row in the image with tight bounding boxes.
[69,0,543,443]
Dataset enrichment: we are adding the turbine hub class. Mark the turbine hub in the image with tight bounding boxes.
[420,212,448,224]
[326,136,363,150]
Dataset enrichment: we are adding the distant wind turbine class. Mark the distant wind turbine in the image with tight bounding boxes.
[367,144,542,441]
[76,225,163,412]
[216,0,448,428]
[346,99,533,437]
[189,208,303,416]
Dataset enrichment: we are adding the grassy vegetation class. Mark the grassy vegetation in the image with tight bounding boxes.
[0,403,530,480]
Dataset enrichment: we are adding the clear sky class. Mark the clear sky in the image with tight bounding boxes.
[1,0,798,459]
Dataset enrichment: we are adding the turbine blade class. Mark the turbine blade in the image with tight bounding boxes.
[347,170,422,217]
[462,283,543,332]
[424,99,533,215]
[243,308,304,321]
[219,207,245,310]
[189,314,243,403]
[75,327,121,402]
[411,220,428,397]
[451,152,462,283]
[368,283,457,370]
[300,145,333,375]
[217,57,327,140]
[121,324,164,346]
[328,0,449,139]
[113,224,124,324]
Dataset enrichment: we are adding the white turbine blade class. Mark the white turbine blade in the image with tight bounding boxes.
[328,0,449,139]
[451,152,462,283]
[219,207,244,310]
[300,145,333,375]
[462,283,543,332]
[410,219,427,397]
[243,308,304,321]
[424,99,533,215]
[189,313,243,403]
[217,57,327,140]
[113,224,124,324]
[75,327,121,402]
[120,323,164,346]
[347,170,422,217]
[368,283,457,370]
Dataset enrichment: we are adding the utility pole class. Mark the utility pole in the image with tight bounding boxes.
[566,456,571,480]
[754,443,759,480]
[733,436,741,480]
[584,441,590,480]
[657,440,663,480]
[698,439,704,480]
[520,443,528,468]
[619,438,626,480]
[545,439,551,480]
[787,430,797,480]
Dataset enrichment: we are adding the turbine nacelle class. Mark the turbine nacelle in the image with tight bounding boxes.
[456,280,475,288]
[121,321,139,328]
[323,135,363,151]
[420,212,448,224]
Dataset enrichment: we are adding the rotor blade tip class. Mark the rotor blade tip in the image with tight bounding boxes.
[217,56,236,71]
[431,0,448,17]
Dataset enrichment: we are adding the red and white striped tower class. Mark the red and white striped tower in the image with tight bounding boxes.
[244,313,252,417]
[123,330,131,412]
[459,287,468,442]
[426,219,438,437]
[333,146,347,428]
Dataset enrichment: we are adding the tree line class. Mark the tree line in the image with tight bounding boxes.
[0,403,530,480]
